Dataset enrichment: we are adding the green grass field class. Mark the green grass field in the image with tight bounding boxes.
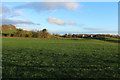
[2,38,119,78]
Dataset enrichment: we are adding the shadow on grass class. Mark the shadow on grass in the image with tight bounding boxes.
[85,37,120,43]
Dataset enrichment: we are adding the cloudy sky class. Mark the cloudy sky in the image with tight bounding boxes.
[1,2,118,34]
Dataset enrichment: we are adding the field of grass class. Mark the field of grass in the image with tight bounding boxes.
[2,37,119,78]
[90,37,120,43]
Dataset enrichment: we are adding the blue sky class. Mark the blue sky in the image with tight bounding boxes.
[1,2,118,34]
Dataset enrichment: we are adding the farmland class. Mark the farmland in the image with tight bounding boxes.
[2,37,119,78]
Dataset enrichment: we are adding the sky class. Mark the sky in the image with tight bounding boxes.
[0,2,118,34]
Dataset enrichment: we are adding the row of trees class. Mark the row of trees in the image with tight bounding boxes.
[1,24,50,38]
[13,29,50,38]
[61,34,120,39]
[1,24,120,39]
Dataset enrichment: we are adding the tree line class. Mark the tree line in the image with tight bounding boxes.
[1,24,120,39]
[1,24,50,38]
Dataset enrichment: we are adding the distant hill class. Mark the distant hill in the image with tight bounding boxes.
[1,24,16,34]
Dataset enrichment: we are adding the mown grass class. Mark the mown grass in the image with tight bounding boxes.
[2,38,119,78]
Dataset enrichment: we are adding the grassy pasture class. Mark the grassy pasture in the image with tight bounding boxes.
[2,38,119,78]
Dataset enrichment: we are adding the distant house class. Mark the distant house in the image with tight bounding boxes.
[90,35,93,37]
[82,34,85,38]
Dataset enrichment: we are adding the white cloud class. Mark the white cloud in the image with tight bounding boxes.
[15,2,79,12]
[0,5,10,15]
[65,2,79,10]
[47,17,84,26]
[1,18,35,25]
[0,4,37,25]
[47,17,65,25]
[66,21,77,25]
[0,4,26,18]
